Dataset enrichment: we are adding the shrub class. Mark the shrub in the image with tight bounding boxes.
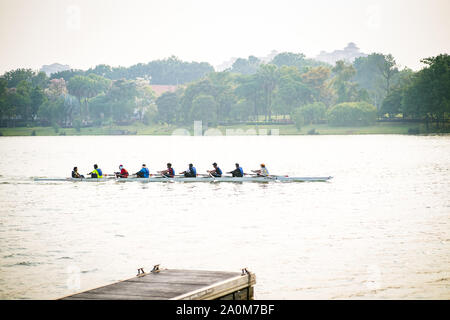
[31,130,36,136]
[327,101,377,126]
[296,102,326,124]
[407,128,420,134]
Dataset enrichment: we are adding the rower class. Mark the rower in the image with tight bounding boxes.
[72,167,84,179]
[228,163,244,177]
[252,163,269,177]
[159,163,175,178]
[115,164,129,178]
[207,162,222,177]
[180,163,197,177]
[135,164,150,178]
[88,164,103,178]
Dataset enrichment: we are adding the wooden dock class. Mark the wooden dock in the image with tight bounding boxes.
[60,266,256,300]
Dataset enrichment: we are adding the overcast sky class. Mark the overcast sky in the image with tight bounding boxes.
[0,0,449,73]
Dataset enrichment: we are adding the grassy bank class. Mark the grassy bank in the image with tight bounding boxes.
[0,122,432,136]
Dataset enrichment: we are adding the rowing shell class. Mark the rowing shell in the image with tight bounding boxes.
[34,176,333,183]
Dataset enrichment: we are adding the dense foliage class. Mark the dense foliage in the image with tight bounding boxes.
[0,53,448,130]
[327,102,377,126]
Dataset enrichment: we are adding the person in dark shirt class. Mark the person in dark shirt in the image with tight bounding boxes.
[207,162,222,177]
[228,163,244,177]
[159,163,175,177]
[180,163,197,177]
[72,167,84,178]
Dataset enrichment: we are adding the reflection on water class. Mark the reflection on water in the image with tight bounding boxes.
[0,135,449,299]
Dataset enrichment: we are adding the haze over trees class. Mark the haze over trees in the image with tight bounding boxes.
[0,51,448,131]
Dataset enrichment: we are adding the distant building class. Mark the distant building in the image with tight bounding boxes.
[315,43,367,65]
[40,63,71,76]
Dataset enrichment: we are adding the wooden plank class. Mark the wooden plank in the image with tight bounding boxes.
[63,293,169,300]
[128,274,238,284]
[67,281,200,299]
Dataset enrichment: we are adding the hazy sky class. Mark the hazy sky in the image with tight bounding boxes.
[0,0,449,73]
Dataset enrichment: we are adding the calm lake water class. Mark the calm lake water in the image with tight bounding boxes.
[0,135,449,299]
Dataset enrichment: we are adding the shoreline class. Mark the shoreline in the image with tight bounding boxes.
[0,122,444,136]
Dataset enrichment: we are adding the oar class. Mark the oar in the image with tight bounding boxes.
[115,173,135,179]
[153,171,173,179]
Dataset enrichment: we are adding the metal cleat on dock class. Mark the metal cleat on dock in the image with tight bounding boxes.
[151,264,161,273]
[137,267,145,277]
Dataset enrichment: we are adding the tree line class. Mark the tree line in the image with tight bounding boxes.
[0,52,448,130]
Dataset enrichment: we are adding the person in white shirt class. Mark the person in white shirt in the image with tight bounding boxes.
[252,164,269,176]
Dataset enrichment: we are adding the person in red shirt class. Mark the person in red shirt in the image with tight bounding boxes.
[115,164,129,178]
[159,163,175,177]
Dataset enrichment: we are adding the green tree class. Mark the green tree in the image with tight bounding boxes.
[403,54,450,128]
[67,74,111,121]
[381,87,403,117]
[37,96,65,125]
[156,91,179,124]
[353,53,399,109]
[301,66,333,106]
[14,80,32,121]
[230,99,252,121]
[30,86,47,120]
[190,94,217,126]
[331,60,369,104]
[0,79,8,123]
[1,68,34,88]
[275,66,313,117]
[135,82,156,122]
[230,56,261,75]
[31,71,49,89]
[234,74,264,121]
[206,72,237,121]
[257,64,279,121]
[67,75,88,119]
[50,69,84,81]
[271,52,327,72]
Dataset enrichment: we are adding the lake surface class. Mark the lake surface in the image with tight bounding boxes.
[0,135,449,299]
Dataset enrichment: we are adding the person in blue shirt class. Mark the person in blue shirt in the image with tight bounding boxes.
[208,162,222,177]
[228,163,244,177]
[180,163,197,177]
[135,164,150,178]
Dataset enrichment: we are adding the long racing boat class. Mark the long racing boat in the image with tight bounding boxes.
[34,176,333,183]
